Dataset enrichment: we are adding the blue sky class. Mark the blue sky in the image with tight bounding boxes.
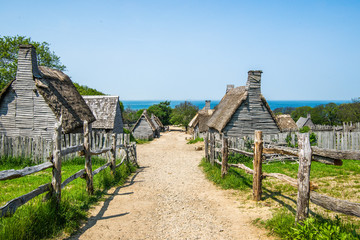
[1,0,359,100]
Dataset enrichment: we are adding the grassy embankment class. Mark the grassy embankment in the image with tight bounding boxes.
[0,156,137,240]
[200,154,360,239]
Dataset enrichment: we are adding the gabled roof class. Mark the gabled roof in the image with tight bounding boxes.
[82,95,121,130]
[276,114,298,131]
[296,116,313,128]
[132,110,156,132]
[198,109,214,133]
[188,113,199,128]
[152,114,164,128]
[207,86,280,133]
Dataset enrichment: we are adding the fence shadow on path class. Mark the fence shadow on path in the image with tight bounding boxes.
[66,166,147,240]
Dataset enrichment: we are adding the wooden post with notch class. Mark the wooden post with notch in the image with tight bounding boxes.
[210,132,215,165]
[84,121,94,194]
[51,119,62,203]
[296,133,312,223]
[110,133,117,174]
[253,130,263,201]
[221,135,229,178]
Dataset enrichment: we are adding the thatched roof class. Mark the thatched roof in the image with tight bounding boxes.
[207,86,280,133]
[276,114,298,131]
[198,109,214,132]
[33,66,96,133]
[188,113,199,128]
[132,110,156,132]
[83,96,121,130]
[152,114,164,128]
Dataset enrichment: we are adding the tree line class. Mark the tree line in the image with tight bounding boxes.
[274,99,360,125]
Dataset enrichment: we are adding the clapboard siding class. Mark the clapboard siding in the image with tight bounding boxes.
[132,117,154,140]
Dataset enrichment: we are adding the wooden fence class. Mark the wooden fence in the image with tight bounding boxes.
[0,120,138,218]
[204,131,360,223]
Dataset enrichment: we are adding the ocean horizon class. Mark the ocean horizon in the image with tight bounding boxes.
[122,100,351,111]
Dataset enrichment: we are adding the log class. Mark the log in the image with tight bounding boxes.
[110,134,117,174]
[93,162,111,175]
[221,136,229,178]
[253,131,263,201]
[84,121,94,195]
[90,147,112,156]
[60,144,84,156]
[228,148,254,157]
[312,146,360,161]
[310,191,360,218]
[0,183,51,218]
[0,162,53,181]
[296,133,312,223]
[51,120,62,203]
[61,169,85,189]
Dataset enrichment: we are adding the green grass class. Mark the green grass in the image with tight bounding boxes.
[187,137,203,144]
[135,139,152,144]
[0,156,137,240]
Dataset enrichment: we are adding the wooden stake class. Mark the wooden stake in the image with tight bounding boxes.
[210,132,215,165]
[204,132,209,161]
[296,133,312,223]
[84,121,94,195]
[110,134,117,175]
[253,130,263,201]
[221,135,229,178]
[51,119,62,203]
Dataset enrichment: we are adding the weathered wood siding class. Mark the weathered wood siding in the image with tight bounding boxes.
[113,103,124,134]
[224,81,279,137]
[0,47,56,140]
[132,117,154,140]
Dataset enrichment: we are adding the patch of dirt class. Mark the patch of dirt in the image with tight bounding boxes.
[67,130,274,240]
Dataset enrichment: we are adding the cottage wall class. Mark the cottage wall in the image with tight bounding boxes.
[0,47,56,140]
[132,117,154,140]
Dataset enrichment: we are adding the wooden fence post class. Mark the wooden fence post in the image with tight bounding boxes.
[84,121,94,195]
[110,133,117,175]
[210,132,215,165]
[133,143,139,167]
[296,133,312,223]
[204,132,209,161]
[221,135,228,178]
[51,120,62,203]
[253,130,263,201]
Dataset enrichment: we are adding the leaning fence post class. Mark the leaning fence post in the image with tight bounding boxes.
[110,133,117,174]
[296,132,312,223]
[253,130,263,201]
[84,121,94,194]
[51,119,62,203]
[221,134,229,178]
[210,132,215,165]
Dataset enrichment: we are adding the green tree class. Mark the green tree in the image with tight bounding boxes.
[147,101,172,125]
[337,99,360,123]
[323,102,339,125]
[73,82,104,96]
[170,101,198,130]
[290,106,312,122]
[309,105,326,124]
[0,35,66,90]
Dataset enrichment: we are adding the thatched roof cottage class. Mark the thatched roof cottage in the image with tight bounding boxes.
[276,114,298,132]
[207,70,280,137]
[151,114,164,132]
[296,113,315,129]
[83,95,124,134]
[188,100,214,138]
[132,110,157,140]
[0,45,95,140]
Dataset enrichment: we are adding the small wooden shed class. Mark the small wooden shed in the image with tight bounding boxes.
[132,110,157,140]
[82,95,124,134]
[276,114,298,132]
[188,100,214,139]
[296,113,315,129]
[207,70,280,137]
[0,45,95,140]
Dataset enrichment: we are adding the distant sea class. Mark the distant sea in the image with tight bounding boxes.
[122,100,351,111]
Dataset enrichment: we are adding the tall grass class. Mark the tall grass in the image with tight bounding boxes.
[0,156,136,240]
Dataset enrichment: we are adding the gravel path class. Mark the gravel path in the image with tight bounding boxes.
[69,130,273,240]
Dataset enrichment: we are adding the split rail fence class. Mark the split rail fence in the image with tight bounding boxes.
[0,120,138,218]
[204,131,360,223]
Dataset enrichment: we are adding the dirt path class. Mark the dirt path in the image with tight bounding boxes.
[68,130,273,240]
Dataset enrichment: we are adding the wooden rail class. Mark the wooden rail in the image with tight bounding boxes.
[0,120,137,218]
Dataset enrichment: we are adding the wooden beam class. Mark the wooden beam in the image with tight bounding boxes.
[110,134,117,174]
[204,132,209,161]
[210,133,215,165]
[253,131,263,201]
[61,169,85,189]
[296,133,312,223]
[312,146,360,161]
[228,148,254,157]
[0,162,53,181]
[93,162,111,176]
[310,191,360,218]
[90,147,112,156]
[60,144,84,156]
[115,155,127,169]
[0,183,51,218]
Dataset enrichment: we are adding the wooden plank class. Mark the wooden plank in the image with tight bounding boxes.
[210,132,215,165]
[229,148,254,157]
[90,147,112,156]
[93,162,111,176]
[0,183,51,218]
[84,121,94,195]
[310,191,360,218]
[0,162,53,181]
[115,155,127,168]
[221,136,228,178]
[204,132,209,161]
[110,134,117,174]
[61,169,85,189]
[296,133,312,223]
[253,131,263,201]
[60,144,84,156]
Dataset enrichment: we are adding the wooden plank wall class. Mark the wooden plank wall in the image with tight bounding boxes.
[0,133,130,163]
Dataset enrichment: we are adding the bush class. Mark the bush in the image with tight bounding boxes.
[187,137,203,144]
